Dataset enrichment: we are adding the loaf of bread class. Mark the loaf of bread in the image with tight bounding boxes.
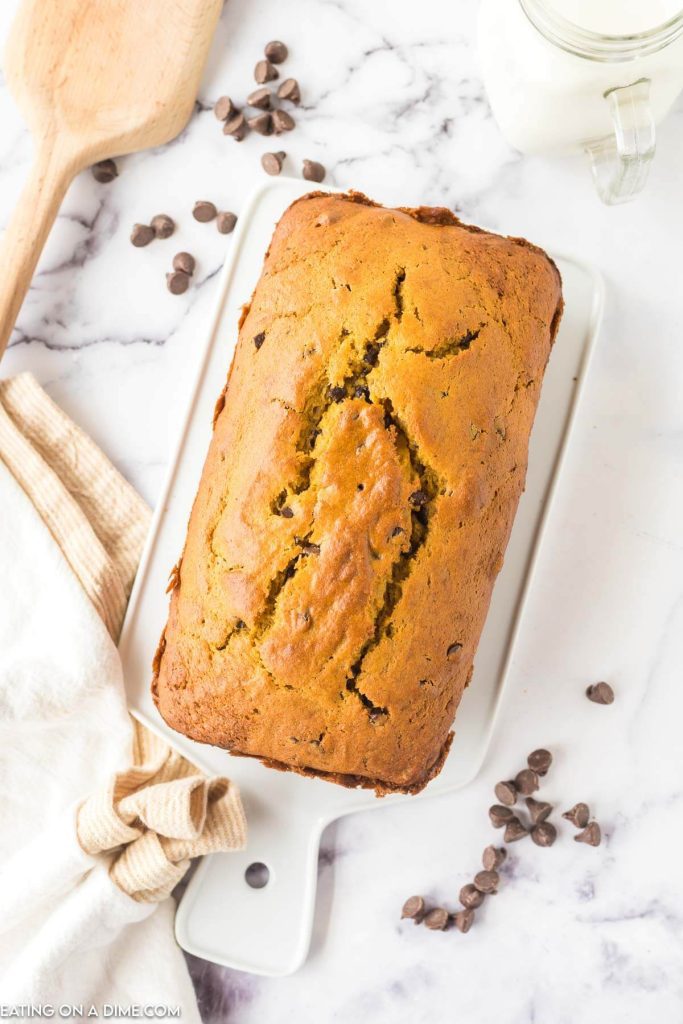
[153,191,563,795]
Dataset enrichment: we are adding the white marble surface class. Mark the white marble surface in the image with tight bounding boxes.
[2,0,683,1020]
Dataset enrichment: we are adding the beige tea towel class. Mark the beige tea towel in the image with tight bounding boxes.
[0,373,246,1012]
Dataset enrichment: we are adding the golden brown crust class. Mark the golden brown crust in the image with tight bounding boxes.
[152,191,563,795]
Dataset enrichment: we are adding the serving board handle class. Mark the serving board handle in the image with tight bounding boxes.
[177,799,325,976]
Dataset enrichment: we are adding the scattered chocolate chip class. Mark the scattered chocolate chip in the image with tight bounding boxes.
[261,151,286,176]
[473,870,499,894]
[223,112,248,140]
[328,385,346,402]
[248,112,274,136]
[302,158,326,183]
[151,214,175,239]
[424,907,450,931]
[280,506,294,519]
[401,895,426,923]
[272,109,295,134]
[253,332,266,350]
[453,908,475,933]
[91,159,118,184]
[214,95,236,122]
[488,805,514,829]
[130,223,155,247]
[172,251,195,276]
[526,797,552,824]
[277,78,301,104]
[575,821,601,846]
[300,541,321,556]
[265,39,288,63]
[527,748,552,775]
[408,489,428,508]
[254,59,278,84]
[459,883,485,909]
[482,845,507,871]
[586,682,614,705]
[494,780,517,806]
[166,270,190,295]
[248,86,273,110]
[531,822,557,847]
[514,768,540,796]
[504,816,529,842]
[354,384,370,400]
[193,200,217,223]
[217,211,238,235]
[562,803,590,829]
[446,642,463,659]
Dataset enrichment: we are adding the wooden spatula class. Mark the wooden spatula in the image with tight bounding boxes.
[0,0,222,358]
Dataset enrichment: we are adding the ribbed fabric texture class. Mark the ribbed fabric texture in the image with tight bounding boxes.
[0,372,246,902]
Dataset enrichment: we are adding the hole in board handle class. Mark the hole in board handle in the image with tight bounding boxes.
[245,862,270,889]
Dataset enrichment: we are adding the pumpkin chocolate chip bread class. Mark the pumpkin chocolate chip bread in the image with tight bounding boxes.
[152,191,563,795]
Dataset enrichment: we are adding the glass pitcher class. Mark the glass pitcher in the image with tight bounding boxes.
[478,0,683,203]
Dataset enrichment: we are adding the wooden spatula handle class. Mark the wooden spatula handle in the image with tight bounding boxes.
[0,135,79,361]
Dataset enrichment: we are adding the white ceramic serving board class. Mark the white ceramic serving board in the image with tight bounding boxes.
[119,179,604,977]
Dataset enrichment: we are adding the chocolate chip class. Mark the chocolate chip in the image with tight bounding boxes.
[300,541,321,556]
[527,748,552,775]
[482,845,507,870]
[151,214,175,239]
[253,332,266,350]
[272,109,295,134]
[217,211,237,235]
[446,642,463,659]
[91,159,118,184]
[280,506,294,519]
[473,870,499,894]
[248,87,273,110]
[514,768,539,796]
[223,113,248,140]
[488,804,514,829]
[575,821,601,846]
[264,39,288,63]
[130,223,155,247]
[254,59,278,84]
[453,908,475,933]
[363,344,380,366]
[302,159,326,183]
[172,251,195,276]
[248,112,274,136]
[261,151,286,176]
[214,95,236,121]
[424,907,450,931]
[494,780,517,806]
[586,682,614,705]
[166,270,190,295]
[526,797,552,824]
[401,895,426,923]
[193,200,217,223]
[459,883,484,909]
[328,385,346,402]
[277,78,301,104]
[531,822,557,847]
[391,526,404,538]
[408,489,428,508]
[354,384,370,400]
[562,803,590,828]
[504,816,529,842]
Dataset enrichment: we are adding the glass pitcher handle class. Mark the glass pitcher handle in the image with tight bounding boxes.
[585,78,655,205]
